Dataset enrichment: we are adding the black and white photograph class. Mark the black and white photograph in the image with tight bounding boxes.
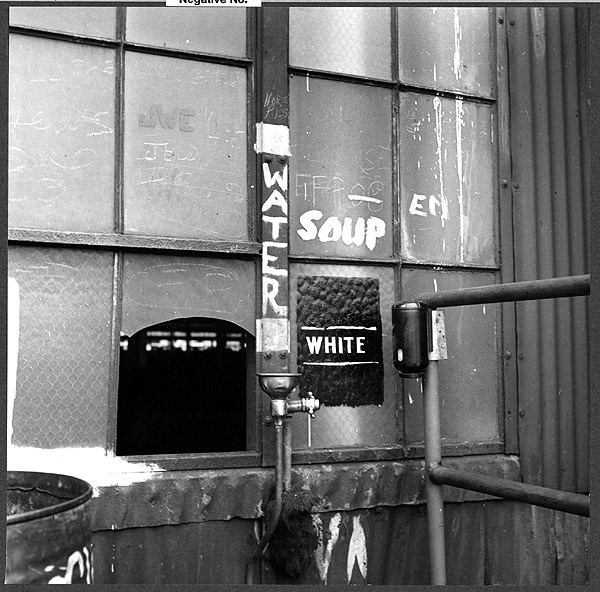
[6,3,592,585]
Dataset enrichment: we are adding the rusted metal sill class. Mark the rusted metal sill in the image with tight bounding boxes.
[91,454,520,532]
[8,228,261,256]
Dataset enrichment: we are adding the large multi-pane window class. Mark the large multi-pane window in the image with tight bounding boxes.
[288,8,502,458]
[8,7,258,466]
[8,7,506,467]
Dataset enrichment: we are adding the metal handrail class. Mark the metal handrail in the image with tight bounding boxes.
[403,274,591,585]
[416,273,590,308]
[430,466,589,517]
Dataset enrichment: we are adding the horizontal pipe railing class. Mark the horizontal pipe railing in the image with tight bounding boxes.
[430,465,590,517]
[410,274,591,584]
[415,274,590,309]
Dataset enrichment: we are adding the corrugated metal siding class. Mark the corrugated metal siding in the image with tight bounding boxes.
[507,7,590,492]
[92,519,256,584]
[91,501,589,585]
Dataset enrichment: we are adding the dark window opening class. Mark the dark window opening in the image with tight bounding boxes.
[117,317,250,456]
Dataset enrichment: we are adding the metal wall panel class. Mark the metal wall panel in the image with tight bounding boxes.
[506,7,589,492]
[91,501,589,585]
[92,519,256,584]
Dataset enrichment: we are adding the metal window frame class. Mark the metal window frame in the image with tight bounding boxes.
[8,6,516,469]
[7,7,264,470]
[283,7,508,462]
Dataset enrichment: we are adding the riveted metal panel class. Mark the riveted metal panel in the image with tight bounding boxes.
[507,7,589,493]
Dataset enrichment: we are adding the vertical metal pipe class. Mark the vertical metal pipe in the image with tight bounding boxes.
[246,423,284,584]
[283,416,293,492]
[422,361,447,585]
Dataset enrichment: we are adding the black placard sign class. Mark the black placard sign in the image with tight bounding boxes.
[297,276,383,407]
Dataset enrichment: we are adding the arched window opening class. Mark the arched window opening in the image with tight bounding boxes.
[117,317,251,456]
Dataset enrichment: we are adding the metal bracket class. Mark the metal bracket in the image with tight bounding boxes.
[429,309,448,361]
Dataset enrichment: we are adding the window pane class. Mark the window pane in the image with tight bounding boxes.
[9,35,115,232]
[401,268,500,444]
[126,7,247,58]
[123,52,248,240]
[10,7,117,39]
[121,253,256,338]
[290,7,391,80]
[400,93,495,266]
[290,263,398,449]
[8,246,113,448]
[397,7,493,97]
[289,76,393,259]
[398,7,493,96]
[117,318,250,455]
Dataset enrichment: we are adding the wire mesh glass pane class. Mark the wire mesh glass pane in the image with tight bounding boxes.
[10,7,117,39]
[402,268,500,444]
[397,7,493,97]
[123,51,248,240]
[121,253,256,338]
[290,7,392,80]
[126,7,247,58]
[399,93,495,266]
[290,263,398,449]
[9,35,115,232]
[289,76,393,259]
[8,246,114,449]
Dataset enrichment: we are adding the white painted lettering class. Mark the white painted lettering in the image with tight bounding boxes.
[47,548,91,584]
[260,158,290,327]
[356,337,366,354]
[346,515,368,583]
[298,211,385,251]
[306,335,323,355]
[262,189,288,215]
[409,193,428,217]
[324,336,337,354]
[342,217,366,247]
[263,276,288,316]
[297,210,323,240]
[343,336,354,352]
[263,215,287,240]
[365,217,386,251]
[318,217,342,243]
[429,194,442,217]
[262,162,288,191]
[262,242,288,276]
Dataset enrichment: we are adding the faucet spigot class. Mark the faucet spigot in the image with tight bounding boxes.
[286,392,320,417]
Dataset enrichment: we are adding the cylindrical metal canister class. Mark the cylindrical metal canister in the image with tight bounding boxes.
[392,301,431,378]
[6,471,94,584]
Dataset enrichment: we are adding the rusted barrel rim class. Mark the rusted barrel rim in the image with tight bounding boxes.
[7,471,93,526]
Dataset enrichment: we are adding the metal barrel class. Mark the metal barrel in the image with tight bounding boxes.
[6,471,94,584]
